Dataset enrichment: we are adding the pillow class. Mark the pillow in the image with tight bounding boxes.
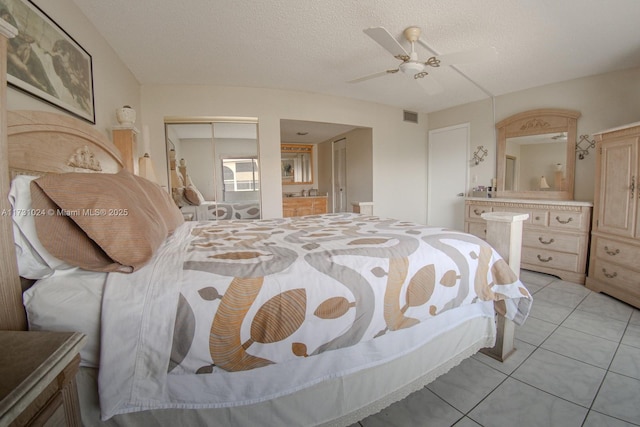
[23,268,106,368]
[184,184,205,206]
[172,186,189,207]
[31,169,183,273]
[8,175,73,279]
[132,174,184,234]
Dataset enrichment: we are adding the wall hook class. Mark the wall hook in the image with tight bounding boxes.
[576,135,596,160]
[473,145,488,165]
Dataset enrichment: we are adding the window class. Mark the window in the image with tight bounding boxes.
[222,158,260,192]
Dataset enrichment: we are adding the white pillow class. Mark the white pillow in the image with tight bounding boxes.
[8,175,72,279]
[23,268,106,368]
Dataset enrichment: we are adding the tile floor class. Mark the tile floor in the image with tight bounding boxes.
[353,270,640,427]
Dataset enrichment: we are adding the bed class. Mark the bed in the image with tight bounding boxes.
[2,110,532,427]
[169,151,261,221]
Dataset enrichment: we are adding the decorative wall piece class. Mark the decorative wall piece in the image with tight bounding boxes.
[576,134,596,160]
[1,0,95,123]
[473,145,488,165]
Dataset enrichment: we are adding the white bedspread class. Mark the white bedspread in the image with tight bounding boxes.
[98,214,531,419]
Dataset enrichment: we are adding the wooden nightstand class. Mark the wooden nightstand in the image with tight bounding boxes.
[0,331,86,427]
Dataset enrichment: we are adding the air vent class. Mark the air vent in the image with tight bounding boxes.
[403,110,418,123]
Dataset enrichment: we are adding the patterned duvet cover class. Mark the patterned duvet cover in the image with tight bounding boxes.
[98,213,531,418]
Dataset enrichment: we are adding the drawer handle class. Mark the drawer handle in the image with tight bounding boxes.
[555,216,573,224]
[535,216,541,221]
[473,209,485,216]
[602,268,618,279]
[537,255,553,263]
[604,246,620,256]
[538,237,554,245]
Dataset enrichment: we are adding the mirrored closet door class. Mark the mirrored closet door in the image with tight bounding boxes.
[165,117,260,220]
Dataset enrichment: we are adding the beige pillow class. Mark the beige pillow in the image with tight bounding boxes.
[31,169,182,273]
[132,174,184,233]
[184,184,205,206]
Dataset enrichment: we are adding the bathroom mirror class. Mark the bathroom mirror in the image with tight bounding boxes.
[281,143,313,185]
[496,109,580,200]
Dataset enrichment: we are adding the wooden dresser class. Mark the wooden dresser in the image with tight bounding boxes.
[0,331,86,426]
[465,198,592,284]
[282,196,327,217]
[586,122,640,308]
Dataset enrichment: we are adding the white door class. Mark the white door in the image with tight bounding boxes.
[427,123,469,230]
[333,139,348,212]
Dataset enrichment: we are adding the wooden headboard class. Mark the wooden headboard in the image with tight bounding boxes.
[8,110,124,176]
[0,110,124,330]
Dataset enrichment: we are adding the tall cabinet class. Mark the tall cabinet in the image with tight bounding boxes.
[586,122,640,308]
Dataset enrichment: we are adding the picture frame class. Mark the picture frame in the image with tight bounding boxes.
[0,0,95,123]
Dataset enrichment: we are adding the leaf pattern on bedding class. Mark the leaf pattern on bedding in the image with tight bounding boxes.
[403,264,436,312]
[247,289,307,348]
[440,270,459,287]
[168,294,197,373]
[491,259,518,285]
[471,246,498,301]
[209,276,273,371]
[165,214,532,374]
[314,297,355,319]
[383,257,420,331]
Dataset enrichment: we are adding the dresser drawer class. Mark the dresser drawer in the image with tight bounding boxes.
[522,248,579,272]
[523,231,583,254]
[530,210,549,226]
[592,258,640,297]
[594,237,640,270]
[467,204,491,220]
[549,210,585,230]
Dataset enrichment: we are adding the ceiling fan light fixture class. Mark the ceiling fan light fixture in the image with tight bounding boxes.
[399,61,425,75]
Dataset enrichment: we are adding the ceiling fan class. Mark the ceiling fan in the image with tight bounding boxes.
[349,26,497,95]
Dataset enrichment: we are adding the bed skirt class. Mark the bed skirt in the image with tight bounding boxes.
[77,315,495,427]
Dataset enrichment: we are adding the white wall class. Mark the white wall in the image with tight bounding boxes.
[140,85,429,222]
[6,0,140,142]
[428,67,640,202]
[181,139,215,200]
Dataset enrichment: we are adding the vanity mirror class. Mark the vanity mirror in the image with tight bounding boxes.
[496,108,580,200]
[281,143,313,185]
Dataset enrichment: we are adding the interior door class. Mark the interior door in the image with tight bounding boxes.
[427,123,469,230]
[333,139,347,212]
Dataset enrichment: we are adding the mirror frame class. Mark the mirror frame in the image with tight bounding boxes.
[496,108,580,200]
[281,143,313,185]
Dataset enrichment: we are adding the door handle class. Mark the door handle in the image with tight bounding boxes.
[457,192,464,197]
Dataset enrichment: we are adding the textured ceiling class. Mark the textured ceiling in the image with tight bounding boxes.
[71,0,640,114]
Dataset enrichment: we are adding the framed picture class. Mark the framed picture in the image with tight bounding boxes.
[0,0,95,123]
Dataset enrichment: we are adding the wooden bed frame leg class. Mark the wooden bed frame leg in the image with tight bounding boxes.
[479,212,529,362]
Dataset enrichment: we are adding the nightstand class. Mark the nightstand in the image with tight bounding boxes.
[0,331,86,426]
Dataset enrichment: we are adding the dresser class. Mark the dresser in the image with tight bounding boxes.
[586,122,640,308]
[465,198,592,284]
[282,196,327,217]
[0,331,86,426]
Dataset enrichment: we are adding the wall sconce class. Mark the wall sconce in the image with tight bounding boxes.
[576,135,596,160]
[473,145,488,165]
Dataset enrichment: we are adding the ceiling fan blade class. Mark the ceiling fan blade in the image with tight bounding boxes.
[363,27,408,58]
[415,75,443,95]
[433,46,498,65]
[347,69,396,84]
